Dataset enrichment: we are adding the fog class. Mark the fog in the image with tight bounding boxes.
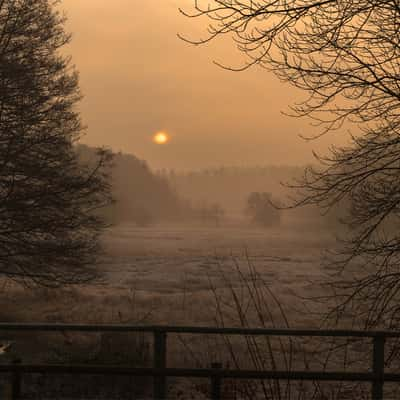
[1,1,393,398]
[61,0,345,170]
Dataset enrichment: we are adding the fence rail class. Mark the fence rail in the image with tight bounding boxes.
[0,323,399,400]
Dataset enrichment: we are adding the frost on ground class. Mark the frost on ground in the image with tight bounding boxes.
[97,221,333,327]
[0,221,334,325]
[0,221,346,399]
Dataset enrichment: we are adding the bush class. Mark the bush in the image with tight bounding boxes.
[245,192,281,227]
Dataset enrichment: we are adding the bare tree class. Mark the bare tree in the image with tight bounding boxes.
[245,192,280,227]
[182,1,400,329]
[0,0,112,286]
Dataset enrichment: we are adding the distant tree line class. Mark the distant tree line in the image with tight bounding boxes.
[167,165,300,215]
[78,146,184,227]
[165,166,347,228]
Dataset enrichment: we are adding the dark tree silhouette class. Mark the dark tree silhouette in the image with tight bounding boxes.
[182,1,400,328]
[245,192,280,227]
[0,0,112,286]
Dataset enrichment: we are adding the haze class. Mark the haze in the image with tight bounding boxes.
[62,0,343,170]
[4,2,393,397]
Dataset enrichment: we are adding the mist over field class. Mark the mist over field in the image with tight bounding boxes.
[1,0,399,399]
[0,145,343,397]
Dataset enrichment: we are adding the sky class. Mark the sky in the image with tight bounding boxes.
[62,0,343,170]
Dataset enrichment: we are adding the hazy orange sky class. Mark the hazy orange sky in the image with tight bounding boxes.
[62,0,343,170]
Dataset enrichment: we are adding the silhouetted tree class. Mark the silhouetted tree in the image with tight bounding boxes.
[245,192,280,227]
[183,1,400,328]
[0,0,112,286]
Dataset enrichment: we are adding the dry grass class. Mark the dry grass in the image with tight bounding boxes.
[0,222,392,399]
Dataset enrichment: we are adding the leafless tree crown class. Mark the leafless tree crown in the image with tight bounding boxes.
[0,0,112,286]
[182,0,400,328]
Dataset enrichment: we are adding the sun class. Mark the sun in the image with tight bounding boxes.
[153,132,170,145]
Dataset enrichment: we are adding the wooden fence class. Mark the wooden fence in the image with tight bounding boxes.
[0,323,399,399]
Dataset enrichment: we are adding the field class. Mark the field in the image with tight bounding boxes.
[0,220,354,399]
[0,219,335,326]
[97,220,333,326]
[1,221,393,400]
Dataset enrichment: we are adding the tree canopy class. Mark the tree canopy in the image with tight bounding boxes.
[181,1,398,134]
[0,0,112,285]
[245,192,280,227]
[183,0,400,328]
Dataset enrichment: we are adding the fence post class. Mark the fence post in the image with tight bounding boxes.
[11,359,21,400]
[153,330,167,400]
[211,362,222,400]
[372,335,385,400]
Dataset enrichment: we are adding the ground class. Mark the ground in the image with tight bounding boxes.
[0,222,384,399]
[98,220,333,326]
[0,219,334,326]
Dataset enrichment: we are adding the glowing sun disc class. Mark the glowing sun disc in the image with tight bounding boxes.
[153,132,170,145]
